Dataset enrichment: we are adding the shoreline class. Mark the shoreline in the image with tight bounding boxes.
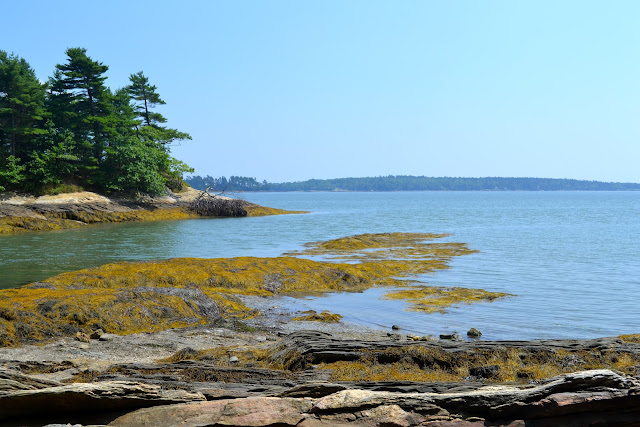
[2,312,640,426]
[0,187,304,234]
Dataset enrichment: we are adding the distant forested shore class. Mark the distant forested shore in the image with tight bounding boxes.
[185,175,640,192]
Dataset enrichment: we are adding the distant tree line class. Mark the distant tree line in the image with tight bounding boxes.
[185,175,268,192]
[186,175,640,192]
[0,48,192,194]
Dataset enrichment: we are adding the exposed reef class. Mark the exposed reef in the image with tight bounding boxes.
[0,233,507,347]
[0,187,303,234]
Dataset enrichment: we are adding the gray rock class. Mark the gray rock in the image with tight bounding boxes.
[0,368,62,391]
[98,333,116,341]
[279,382,348,398]
[0,380,205,423]
[439,333,463,341]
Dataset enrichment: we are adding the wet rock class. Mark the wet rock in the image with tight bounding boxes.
[466,328,482,338]
[392,325,401,330]
[439,333,463,341]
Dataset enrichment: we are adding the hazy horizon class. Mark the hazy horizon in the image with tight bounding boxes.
[4,1,640,183]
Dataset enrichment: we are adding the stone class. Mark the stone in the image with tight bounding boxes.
[0,380,206,423]
[392,325,401,330]
[98,333,116,341]
[229,356,239,363]
[279,382,348,398]
[90,329,104,339]
[439,333,463,341]
[75,332,90,343]
[357,404,425,426]
[108,397,314,427]
[466,328,482,338]
[0,368,63,392]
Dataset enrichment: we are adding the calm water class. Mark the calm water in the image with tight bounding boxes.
[1,192,639,340]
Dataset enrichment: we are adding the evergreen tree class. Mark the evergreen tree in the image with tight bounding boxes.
[0,51,46,186]
[47,48,114,184]
[102,88,167,194]
[127,71,191,147]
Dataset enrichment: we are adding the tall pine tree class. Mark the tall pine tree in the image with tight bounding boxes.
[47,48,114,184]
[127,71,191,147]
[0,51,47,191]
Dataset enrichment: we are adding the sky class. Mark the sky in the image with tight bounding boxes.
[3,1,640,183]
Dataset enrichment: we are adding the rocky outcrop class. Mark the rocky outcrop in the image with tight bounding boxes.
[103,370,640,426]
[270,331,640,383]
[0,378,205,425]
[0,189,303,234]
[109,397,314,427]
[2,328,640,426]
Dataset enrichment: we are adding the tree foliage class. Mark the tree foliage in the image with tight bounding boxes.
[0,49,192,195]
[185,175,640,192]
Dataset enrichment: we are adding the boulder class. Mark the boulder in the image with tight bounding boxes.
[109,397,314,427]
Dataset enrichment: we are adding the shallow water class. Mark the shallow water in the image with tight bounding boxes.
[1,191,638,340]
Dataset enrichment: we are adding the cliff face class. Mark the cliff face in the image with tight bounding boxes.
[0,188,300,234]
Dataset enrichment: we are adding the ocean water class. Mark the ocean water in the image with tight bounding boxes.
[1,191,638,340]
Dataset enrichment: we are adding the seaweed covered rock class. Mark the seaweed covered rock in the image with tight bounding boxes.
[0,233,507,347]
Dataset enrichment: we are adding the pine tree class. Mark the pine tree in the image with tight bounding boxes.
[127,71,191,147]
[0,51,47,163]
[47,48,114,184]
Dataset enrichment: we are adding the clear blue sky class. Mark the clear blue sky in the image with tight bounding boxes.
[3,1,640,183]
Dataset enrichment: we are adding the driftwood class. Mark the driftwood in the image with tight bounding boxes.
[189,188,247,217]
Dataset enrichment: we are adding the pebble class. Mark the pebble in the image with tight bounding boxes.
[229,356,239,363]
[391,325,401,330]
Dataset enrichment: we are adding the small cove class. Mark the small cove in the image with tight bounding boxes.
[1,191,638,340]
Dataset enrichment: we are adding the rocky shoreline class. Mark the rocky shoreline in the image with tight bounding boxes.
[0,188,301,234]
[2,318,640,426]
[1,209,638,425]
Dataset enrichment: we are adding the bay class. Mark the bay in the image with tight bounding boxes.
[1,191,638,340]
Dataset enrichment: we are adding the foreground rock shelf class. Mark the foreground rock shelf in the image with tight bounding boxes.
[2,330,640,426]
